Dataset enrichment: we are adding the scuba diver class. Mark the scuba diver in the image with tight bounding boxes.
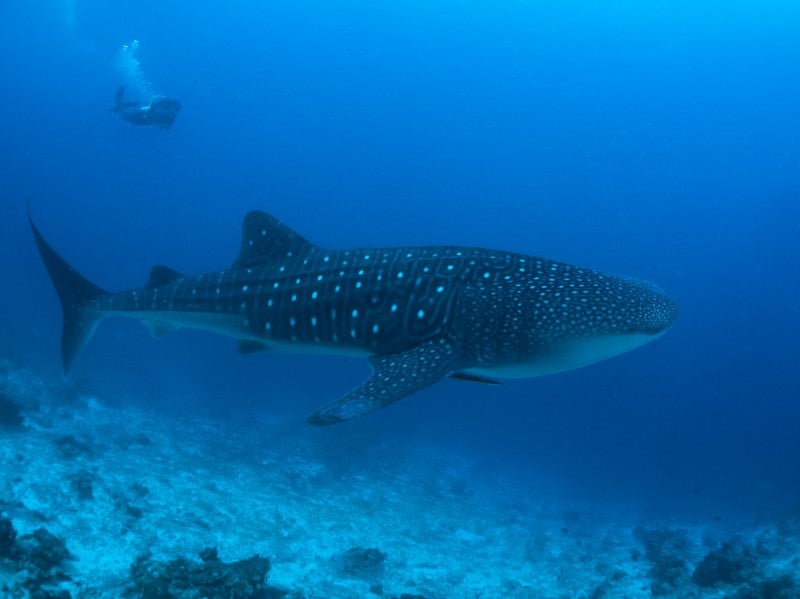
[111,86,181,130]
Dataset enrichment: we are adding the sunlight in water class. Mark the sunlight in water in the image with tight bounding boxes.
[113,40,153,100]
[62,0,76,28]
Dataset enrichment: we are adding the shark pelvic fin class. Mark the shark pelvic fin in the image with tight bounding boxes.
[307,337,463,425]
[233,211,318,270]
[28,203,108,375]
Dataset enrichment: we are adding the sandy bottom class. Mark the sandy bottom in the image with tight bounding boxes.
[1,361,798,598]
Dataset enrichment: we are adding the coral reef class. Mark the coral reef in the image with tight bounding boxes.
[692,537,758,587]
[729,574,797,599]
[53,435,95,460]
[68,470,95,502]
[126,548,284,598]
[0,516,17,557]
[16,528,73,572]
[0,517,74,598]
[338,546,387,578]
[0,391,23,428]
[3,362,800,598]
[633,527,691,596]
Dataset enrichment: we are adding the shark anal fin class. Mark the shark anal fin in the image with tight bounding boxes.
[144,321,178,338]
[146,265,183,288]
[307,337,462,426]
[449,372,502,385]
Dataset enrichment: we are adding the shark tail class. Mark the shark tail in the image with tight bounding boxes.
[28,204,108,375]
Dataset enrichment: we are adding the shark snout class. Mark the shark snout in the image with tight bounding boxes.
[640,290,679,335]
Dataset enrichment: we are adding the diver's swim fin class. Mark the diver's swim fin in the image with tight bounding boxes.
[112,86,125,112]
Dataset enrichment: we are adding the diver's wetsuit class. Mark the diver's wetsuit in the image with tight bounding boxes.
[112,86,181,129]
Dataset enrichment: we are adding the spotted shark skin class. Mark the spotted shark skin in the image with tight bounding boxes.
[29,208,679,425]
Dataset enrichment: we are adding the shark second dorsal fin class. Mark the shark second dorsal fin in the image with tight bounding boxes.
[146,265,183,288]
[233,211,317,269]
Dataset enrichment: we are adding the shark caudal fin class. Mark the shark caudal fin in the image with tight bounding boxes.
[27,204,108,375]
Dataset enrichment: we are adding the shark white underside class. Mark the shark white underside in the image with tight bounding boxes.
[124,309,659,378]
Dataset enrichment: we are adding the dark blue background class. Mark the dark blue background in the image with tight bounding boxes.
[1,1,798,520]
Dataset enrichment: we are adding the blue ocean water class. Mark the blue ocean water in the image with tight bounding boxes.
[1,1,799,596]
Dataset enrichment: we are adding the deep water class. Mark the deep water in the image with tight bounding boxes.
[0,1,799,597]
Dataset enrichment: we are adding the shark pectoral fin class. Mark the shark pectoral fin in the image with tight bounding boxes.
[449,372,502,385]
[307,337,463,426]
[237,340,270,354]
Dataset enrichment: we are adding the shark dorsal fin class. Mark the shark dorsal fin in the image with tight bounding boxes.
[233,211,317,269]
[146,265,183,288]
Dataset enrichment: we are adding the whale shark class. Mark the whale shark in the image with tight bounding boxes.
[29,207,678,425]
